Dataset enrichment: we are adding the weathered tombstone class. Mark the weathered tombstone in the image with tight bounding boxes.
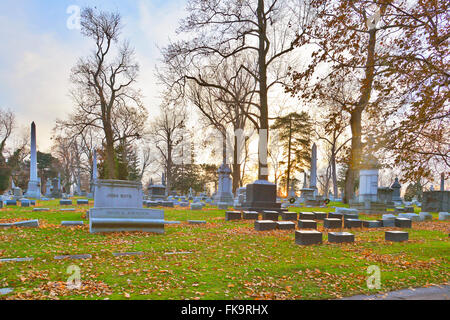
[377,187,394,204]
[391,178,402,202]
[242,211,259,220]
[395,218,412,228]
[328,232,355,244]
[324,218,342,229]
[225,211,241,221]
[262,211,279,221]
[61,221,84,227]
[385,231,409,242]
[60,199,72,206]
[422,191,449,212]
[77,199,89,205]
[328,212,343,220]
[89,180,174,234]
[362,220,382,228]
[359,169,379,203]
[299,212,315,220]
[419,212,433,221]
[312,212,327,220]
[213,164,234,206]
[190,203,203,210]
[255,220,277,231]
[298,220,317,229]
[280,212,297,221]
[241,180,282,212]
[276,221,295,230]
[309,143,318,197]
[344,219,363,229]
[439,212,450,221]
[20,199,30,207]
[295,230,322,245]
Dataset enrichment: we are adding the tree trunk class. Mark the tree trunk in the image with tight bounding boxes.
[257,0,269,181]
[331,153,338,199]
[344,109,362,203]
[104,121,116,179]
[232,135,240,194]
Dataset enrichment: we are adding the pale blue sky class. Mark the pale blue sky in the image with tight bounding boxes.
[0,0,187,151]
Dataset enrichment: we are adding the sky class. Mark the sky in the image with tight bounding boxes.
[0,0,187,151]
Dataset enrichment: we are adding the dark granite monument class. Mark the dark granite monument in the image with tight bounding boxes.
[241,180,282,212]
[422,191,449,212]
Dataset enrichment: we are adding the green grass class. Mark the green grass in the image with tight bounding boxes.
[0,199,448,300]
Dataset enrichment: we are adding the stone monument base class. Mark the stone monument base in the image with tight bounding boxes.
[25,180,41,199]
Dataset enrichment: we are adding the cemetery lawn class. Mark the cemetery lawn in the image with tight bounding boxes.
[0,200,449,300]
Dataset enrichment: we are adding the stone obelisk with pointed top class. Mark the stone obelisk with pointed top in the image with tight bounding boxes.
[310,143,318,196]
[25,122,41,199]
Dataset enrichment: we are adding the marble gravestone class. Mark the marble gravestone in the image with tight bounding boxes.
[90,180,175,234]
[359,169,379,203]
[24,122,42,199]
[213,163,234,206]
[309,143,318,196]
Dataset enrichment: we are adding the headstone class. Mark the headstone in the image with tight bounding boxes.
[190,203,203,210]
[295,230,322,245]
[398,213,420,222]
[20,199,30,207]
[188,220,207,225]
[324,218,342,229]
[242,211,259,220]
[419,212,432,221]
[298,220,317,229]
[61,221,84,227]
[359,169,379,202]
[54,254,92,260]
[299,212,315,220]
[362,220,382,228]
[255,220,277,231]
[280,212,297,221]
[395,218,412,228]
[24,122,42,199]
[225,211,241,221]
[377,187,394,204]
[385,231,409,242]
[213,164,234,206]
[328,232,355,244]
[439,212,450,221]
[77,199,89,205]
[89,180,174,234]
[218,202,230,210]
[328,212,343,220]
[335,207,359,215]
[241,180,281,212]
[391,178,402,202]
[60,199,72,206]
[312,212,327,220]
[262,211,279,221]
[276,221,295,230]
[422,191,449,212]
[344,219,363,228]
[0,288,14,296]
[33,208,50,212]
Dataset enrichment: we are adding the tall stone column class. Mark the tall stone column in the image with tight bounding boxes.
[309,143,318,196]
[25,122,41,199]
[441,173,445,191]
[90,150,98,193]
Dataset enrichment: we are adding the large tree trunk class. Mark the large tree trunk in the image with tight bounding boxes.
[104,119,116,179]
[232,135,240,194]
[344,109,362,203]
[344,28,377,204]
[257,0,269,181]
[331,153,338,199]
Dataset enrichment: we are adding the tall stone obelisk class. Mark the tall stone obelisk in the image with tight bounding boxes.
[25,122,41,199]
[309,143,318,196]
[90,149,98,193]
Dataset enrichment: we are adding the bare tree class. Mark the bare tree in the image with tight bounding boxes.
[0,108,15,164]
[64,7,144,179]
[150,105,187,195]
[160,0,315,180]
